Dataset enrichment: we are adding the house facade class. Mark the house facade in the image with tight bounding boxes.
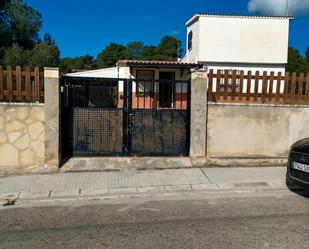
[66,60,202,110]
[183,14,292,74]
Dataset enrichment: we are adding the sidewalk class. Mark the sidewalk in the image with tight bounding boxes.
[0,167,288,204]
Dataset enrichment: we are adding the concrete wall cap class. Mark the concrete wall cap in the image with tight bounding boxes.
[191,71,208,80]
[44,68,60,78]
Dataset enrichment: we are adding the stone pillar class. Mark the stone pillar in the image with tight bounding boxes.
[190,70,208,158]
[44,67,60,167]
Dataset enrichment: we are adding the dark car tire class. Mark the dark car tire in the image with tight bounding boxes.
[286,176,295,189]
[286,175,307,191]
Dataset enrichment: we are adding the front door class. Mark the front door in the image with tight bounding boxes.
[159,72,175,108]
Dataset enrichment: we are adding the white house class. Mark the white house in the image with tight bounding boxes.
[183,14,293,74]
[66,60,201,109]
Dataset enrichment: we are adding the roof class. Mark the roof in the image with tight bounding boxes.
[64,67,118,78]
[117,60,202,69]
[187,13,293,26]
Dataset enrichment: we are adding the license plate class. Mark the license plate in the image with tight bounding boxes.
[292,162,309,173]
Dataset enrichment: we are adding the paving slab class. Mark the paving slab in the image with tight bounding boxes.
[20,191,50,199]
[191,184,219,190]
[164,185,192,191]
[0,192,19,200]
[202,167,287,184]
[109,187,139,195]
[137,186,166,193]
[80,189,109,196]
[0,167,289,202]
[50,190,80,197]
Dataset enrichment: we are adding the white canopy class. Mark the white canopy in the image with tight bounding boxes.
[65,67,119,78]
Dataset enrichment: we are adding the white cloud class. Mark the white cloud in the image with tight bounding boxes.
[169,30,181,36]
[248,0,309,16]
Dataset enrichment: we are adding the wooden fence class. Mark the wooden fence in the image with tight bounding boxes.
[208,69,309,105]
[0,66,44,103]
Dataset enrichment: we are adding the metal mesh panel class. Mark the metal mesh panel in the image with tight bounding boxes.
[72,108,123,156]
[61,77,191,160]
[130,109,189,156]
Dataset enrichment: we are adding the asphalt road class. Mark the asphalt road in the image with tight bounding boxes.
[0,190,308,249]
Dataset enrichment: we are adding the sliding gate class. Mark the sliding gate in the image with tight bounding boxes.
[61,77,190,161]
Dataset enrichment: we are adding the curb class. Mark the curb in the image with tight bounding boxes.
[0,183,293,207]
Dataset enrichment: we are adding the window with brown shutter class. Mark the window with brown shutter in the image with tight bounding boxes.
[188,31,193,51]
[136,70,155,97]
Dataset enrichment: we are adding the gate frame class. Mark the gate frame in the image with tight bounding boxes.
[59,76,192,162]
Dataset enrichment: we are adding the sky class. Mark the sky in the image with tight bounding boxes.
[24,0,309,58]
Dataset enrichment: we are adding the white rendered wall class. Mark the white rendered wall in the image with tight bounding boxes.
[186,20,200,63]
[186,16,290,65]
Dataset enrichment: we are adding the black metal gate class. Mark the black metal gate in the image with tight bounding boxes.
[61,77,190,161]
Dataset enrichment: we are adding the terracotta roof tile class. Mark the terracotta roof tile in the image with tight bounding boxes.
[117,60,202,68]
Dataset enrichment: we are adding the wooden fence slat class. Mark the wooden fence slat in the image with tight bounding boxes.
[208,69,214,101]
[16,66,22,101]
[254,71,259,102]
[238,70,244,101]
[0,66,3,100]
[6,66,13,101]
[283,72,289,103]
[34,67,40,101]
[306,73,309,103]
[216,70,222,101]
[261,71,268,103]
[25,66,31,101]
[291,72,297,104]
[275,72,282,103]
[298,73,304,103]
[231,70,237,101]
[246,71,252,101]
[268,72,274,102]
[223,70,229,100]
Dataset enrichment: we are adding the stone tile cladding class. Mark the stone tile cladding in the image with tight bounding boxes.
[0,104,45,169]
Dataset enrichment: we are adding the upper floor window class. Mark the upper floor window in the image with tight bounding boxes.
[188,31,193,51]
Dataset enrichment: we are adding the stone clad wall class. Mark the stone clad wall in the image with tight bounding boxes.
[0,104,45,171]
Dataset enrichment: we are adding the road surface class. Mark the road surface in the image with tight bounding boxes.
[0,190,308,249]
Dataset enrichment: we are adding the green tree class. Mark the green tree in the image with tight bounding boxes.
[127,41,144,60]
[305,46,309,62]
[30,41,60,68]
[96,43,128,68]
[43,32,55,45]
[157,36,183,61]
[141,45,160,60]
[6,0,42,48]
[286,47,309,73]
[140,36,183,61]
[60,55,95,73]
[3,43,29,67]
[0,0,12,47]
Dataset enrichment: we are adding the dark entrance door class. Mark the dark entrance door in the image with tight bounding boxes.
[159,72,175,108]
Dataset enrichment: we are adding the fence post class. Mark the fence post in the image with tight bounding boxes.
[190,69,208,159]
[44,67,60,168]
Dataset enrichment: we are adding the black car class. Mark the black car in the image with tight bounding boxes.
[287,138,309,190]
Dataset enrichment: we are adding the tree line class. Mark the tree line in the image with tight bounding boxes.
[0,0,308,73]
[60,37,184,73]
[0,1,182,73]
[286,47,309,73]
